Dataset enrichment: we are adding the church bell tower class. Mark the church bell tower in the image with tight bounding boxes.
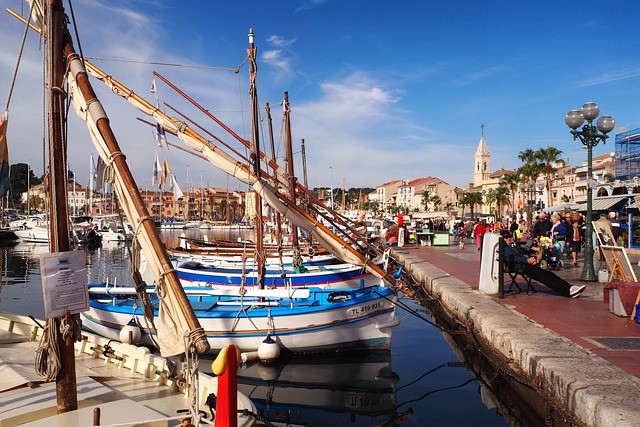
[474,124,490,187]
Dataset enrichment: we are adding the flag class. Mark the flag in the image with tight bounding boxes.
[94,156,107,192]
[155,122,168,150]
[150,79,157,96]
[0,110,10,198]
[160,158,170,187]
[170,174,183,199]
[152,150,161,187]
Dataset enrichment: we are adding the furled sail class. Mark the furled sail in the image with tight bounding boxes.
[65,46,209,357]
[0,110,10,198]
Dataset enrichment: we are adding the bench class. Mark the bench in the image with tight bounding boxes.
[504,262,537,295]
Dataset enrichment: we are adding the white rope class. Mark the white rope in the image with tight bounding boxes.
[34,319,61,381]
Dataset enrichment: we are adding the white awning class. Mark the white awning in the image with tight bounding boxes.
[576,196,627,212]
[542,203,582,213]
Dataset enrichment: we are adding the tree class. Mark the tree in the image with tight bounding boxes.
[494,186,511,220]
[518,148,537,164]
[9,163,43,210]
[421,190,432,212]
[484,189,496,215]
[461,191,483,220]
[536,146,563,208]
[500,171,521,218]
[443,201,455,212]
[431,195,442,211]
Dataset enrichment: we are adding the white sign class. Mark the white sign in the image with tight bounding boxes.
[40,250,89,319]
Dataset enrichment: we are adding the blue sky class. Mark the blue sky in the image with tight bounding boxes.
[2,0,640,193]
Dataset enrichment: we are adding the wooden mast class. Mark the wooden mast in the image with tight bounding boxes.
[248,28,265,288]
[282,92,301,262]
[47,0,77,412]
[61,25,210,355]
[265,102,283,245]
[301,139,308,188]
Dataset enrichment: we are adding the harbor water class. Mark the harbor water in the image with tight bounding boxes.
[0,229,510,426]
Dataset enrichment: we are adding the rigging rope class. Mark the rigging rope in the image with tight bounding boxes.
[34,319,61,381]
[4,0,35,112]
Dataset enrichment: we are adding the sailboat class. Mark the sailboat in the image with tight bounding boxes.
[2,2,255,425]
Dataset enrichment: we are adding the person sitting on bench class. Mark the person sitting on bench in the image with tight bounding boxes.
[500,230,586,298]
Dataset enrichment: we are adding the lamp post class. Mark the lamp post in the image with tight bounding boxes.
[519,179,544,226]
[565,102,615,281]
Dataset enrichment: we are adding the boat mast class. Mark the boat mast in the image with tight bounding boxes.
[265,102,283,245]
[47,0,77,412]
[60,25,210,354]
[282,92,301,264]
[248,28,265,288]
[301,138,308,188]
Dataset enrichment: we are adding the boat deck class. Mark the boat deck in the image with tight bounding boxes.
[0,313,255,427]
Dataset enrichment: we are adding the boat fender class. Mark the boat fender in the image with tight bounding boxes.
[119,317,142,344]
[257,334,280,363]
[240,351,260,364]
[307,247,315,256]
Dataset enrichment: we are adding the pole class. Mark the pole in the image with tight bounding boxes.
[47,0,77,412]
[247,28,265,288]
[282,92,300,251]
[330,166,334,210]
[582,143,596,281]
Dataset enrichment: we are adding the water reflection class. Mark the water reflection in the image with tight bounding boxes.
[200,352,398,425]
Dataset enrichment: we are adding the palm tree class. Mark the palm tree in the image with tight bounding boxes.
[443,201,455,212]
[500,171,521,219]
[458,193,469,218]
[421,190,433,211]
[431,195,442,211]
[463,191,484,220]
[518,148,537,164]
[536,146,563,208]
[484,188,496,215]
[494,185,511,220]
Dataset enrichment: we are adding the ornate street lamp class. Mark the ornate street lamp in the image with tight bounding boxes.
[565,102,615,281]
[519,179,545,225]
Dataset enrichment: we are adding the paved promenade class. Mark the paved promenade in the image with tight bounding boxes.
[392,237,640,427]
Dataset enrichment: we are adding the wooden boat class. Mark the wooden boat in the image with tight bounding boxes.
[176,259,385,289]
[0,311,256,426]
[81,284,399,354]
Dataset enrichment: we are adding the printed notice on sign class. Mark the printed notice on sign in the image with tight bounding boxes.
[40,250,88,319]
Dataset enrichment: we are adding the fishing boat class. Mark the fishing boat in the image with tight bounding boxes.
[169,234,332,264]
[0,311,257,426]
[81,283,398,354]
[175,259,385,289]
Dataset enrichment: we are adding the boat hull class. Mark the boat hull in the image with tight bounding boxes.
[81,285,398,354]
[176,260,383,289]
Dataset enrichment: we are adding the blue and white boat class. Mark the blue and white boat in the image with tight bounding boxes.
[81,283,399,354]
[175,259,384,290]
